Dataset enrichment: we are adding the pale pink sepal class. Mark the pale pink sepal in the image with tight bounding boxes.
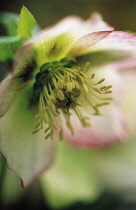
[87,12,114,32]
[0,87,55,187]
[70,31,136,56]
[63,106,127,148]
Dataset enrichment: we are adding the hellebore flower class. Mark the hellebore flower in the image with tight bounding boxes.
[1,6,136,187]
[40,58,136,208]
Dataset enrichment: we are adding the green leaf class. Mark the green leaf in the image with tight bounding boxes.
[0,12,19,36]
[17,6,36,39]
[0,36,26,61]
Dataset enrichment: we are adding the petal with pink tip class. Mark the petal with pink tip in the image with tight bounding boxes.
[113,56,136,70]
[70,31,136,56]
[63,106,127,148]
[61,63,127,148]
[35,16,84,39]
[14,14,114,67]
[86,12,114,33]
[38,13,113,39]
[0,85,55,187]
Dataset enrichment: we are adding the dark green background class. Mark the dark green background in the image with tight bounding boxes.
[1,0,136,32]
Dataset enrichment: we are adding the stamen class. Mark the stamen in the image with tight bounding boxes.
[105,90,112,94]
[90,73,95,79]
[95,78,105,85]
[32,58,112,139]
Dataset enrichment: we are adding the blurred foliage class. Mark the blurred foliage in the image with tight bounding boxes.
[1,190,136,210]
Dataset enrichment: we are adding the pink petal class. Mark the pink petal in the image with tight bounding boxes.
[70,31,136,56]
[43,12,113,38]
[0,86,55,187]
[113,57,136,70]
[63,106,127,148]
[95,31,136,51]
[87,12,114,32]
[14,14,114,67]
[61,64,127,148]
[41,16,84,36]
[25,13,113,50]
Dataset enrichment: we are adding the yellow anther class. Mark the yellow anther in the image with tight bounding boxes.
[96,102,110,107]
[44,127,50,133]
[32,127,42,134]
[93,87,101,94]
[34,114,40,119]
[97,78,105,84]
[72,80,76,88]
[105,85,112,90]
[34,122,41,129]
[75,81,80,89]
[58,80,64,89]
[45,132,52,139]
[105,90,112,94]
[53,89,58,99]
[81,117,91,127]
[67,82,73,92]
[100,86,107,90]
[49,95,57,103]
[90,73,95,79]
[57,90,65,100]
[93,106,100,115]
[104,97,112,100]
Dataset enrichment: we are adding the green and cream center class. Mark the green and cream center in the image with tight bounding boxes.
[32,58,112,139]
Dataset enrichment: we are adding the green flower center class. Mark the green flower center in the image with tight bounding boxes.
[32,58,112,139]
